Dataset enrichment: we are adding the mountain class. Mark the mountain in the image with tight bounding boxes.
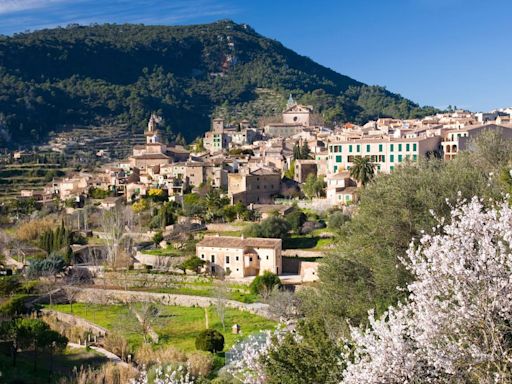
[0,20,437,147]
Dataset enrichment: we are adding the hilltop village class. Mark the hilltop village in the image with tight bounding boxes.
[15,98,512,209]
[5,98,512,281]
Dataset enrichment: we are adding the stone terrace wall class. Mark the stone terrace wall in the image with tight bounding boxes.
[93,271,210,289]
[73,287,272,319]
[41,308,108,337]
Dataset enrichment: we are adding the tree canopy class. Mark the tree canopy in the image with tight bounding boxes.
[0,21,437,147]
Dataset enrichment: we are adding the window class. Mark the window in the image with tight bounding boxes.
[390,166,394,171]
[211,255,215,263]
[349,145,353,153]
[339,145,342,152]
[379,144,383,152]
[398,154,403,162]
[398,144,402,151]
[380,155,385,162]
[336,155,342,163]
[390,154,395,162]
[390,144,394,152]
[201,254,205,259]
[235,256,239,261]
[266,255,269,260]
[413,154,417,161]
[226,256,230,264]
[334,146,339,153]
[249,257,253,262]
[406,143,410,151]
[356,144,361,152]
[366,144,370,152]
[334,165,338,173]
[413,143,417,151]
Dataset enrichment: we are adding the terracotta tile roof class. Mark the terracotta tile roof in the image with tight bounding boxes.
[197,236,282,249]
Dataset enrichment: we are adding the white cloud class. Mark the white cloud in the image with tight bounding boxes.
[0,0,68,14]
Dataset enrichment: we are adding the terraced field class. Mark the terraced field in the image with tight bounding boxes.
[0,163,68,200]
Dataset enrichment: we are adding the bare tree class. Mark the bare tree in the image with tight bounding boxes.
[214,281,229,331]
[61,268,91,313]
[101,207,125,268]
[267,288,303,322]
[130,302,160,343]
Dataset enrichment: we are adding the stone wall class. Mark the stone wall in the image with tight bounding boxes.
[93,271,209,289]
[133,252,185,270]
[206,223,243,232]
[282,249,324,258]
[41,308,108,336]
[73,287,272,319]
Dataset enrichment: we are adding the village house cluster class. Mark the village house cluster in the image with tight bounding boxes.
[15,99,512,278]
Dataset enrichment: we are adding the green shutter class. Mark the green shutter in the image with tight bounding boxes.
[357,144,361,152]
[413,143,417,151]
[336,155,342,163]
[390,144,394,152]
[379,144,383,152]
[390,154,394,162]
[398,154,403,162]
[398,144,402,151]
[406,143,410,151]
[366,144,370,152]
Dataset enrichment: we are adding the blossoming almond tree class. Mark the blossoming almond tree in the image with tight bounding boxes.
[130,365,194,384]
[343,197,512,384]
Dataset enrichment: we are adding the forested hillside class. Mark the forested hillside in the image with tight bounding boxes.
[0,20,437,146]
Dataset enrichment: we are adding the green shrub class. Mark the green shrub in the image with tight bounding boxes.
[250,271,281,298]
[328,211,348,229]
[0,294,31,317]
[195,329,224,353]
[0,276,21,295]
[152,231,164,244]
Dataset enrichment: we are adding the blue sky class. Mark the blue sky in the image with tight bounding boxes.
[1,0,510,111]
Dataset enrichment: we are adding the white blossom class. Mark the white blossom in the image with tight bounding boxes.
[227,329,286,384]
[343,197,512,383]
[131,365,194,384]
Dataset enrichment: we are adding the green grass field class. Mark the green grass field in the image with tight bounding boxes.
[47,303,275,353]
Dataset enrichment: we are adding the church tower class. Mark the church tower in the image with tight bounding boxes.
[145,113,162,144]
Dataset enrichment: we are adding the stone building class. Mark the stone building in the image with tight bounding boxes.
[128,114,188,168]
[328,135,442,174]
[196,235,282,278]
[294,159,318,183]
[441,123,512,160]
[264,95,314,138]
[228,167,281,205]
